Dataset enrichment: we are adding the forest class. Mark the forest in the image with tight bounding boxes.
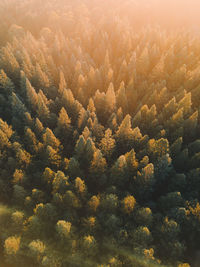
[0,0,200,266]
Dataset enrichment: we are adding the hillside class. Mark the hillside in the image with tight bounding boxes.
[0,1,199,266]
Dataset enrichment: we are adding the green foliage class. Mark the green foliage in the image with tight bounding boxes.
[0,1,198,266]
[4,236,21,256]
[122,195,136,214]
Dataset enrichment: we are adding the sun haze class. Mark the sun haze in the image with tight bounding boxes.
[0,0,199,266]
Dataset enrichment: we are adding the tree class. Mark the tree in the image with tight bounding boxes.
[43,128,60,150]
[10,92,27,127]
[105,83,116,115]
[12,185,27,206]
[45,145,61,167]
[4,236,21,262]
[36,94,50,123]
[125,149,138,174]
[82,235,97,257]
[87,98,96,113]
[75,177,86,194]
[61,89,81,124]
[34,203,57,224]
[63,190,80,210]
[0,118,13,138]
[0,69,14,95]
[28,240,46,264]
[156,217,184,261]
[57,107,71,137]
[89,149,107,188]
[74,135,86,160]
[32,63,50,91]
[32,189,45,205]
[67,157,82,178]
[162,97,177,120]
[122,195,136,214]
[85,137,96,166]
[42,167,55,186]
[159,192,184,212]
[101,194,118,213]
[178,92,191,116]
[170,137,183,158]
[0,128,11,149]
[100,128,116,161]
[56,220,71,240]
[24,127,39,154]
[15,146,31,168]
[133,163,155,200]
[11,211,24,232]
[135,207,153,227]
[12,169,25,185]
[88,195,100,213]
[131,226,152,247]
[58,70,67,95]
[25,78,38,110]
[115,114,135,154]
[184,111,198,141]
[52,171,69,194]
[116,81,128,112]
[148,138,169,161]
[77,108,89,131]
[137,47,150,76]
[35,118,44,137]
[0,46,20,83]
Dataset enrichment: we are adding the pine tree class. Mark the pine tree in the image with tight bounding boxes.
[58,70,67,96]
[77,108,89,131]
[100,128,116,161]
[34,118,44,138]
[116,81,128,113]
[133,163,155,200]
[75,177,86,195]
[32,63,50,91]
[0,45,20,83]
[115,114,135,154]
[122,195,136,214]
[68,157,82,178]
[184,111,198,141]
[137,47,150,76]
[10,92,27,131]
[111,155,127,188]
[36,94,50,123]
[74,135,86,160]
[43,128,60,150]
[24,127,38,154]
[45,145,61,168]
[0,69,14,95]
[125,149,138,174]
[105,82,116,115]
[52,171,69,194]
[89,149,107,188]
[56,107,71,140]
[85,137,96,166]
[88,195,100,213]
[87,98,96,113]
[178,92,192,117]
[26,78,38,111]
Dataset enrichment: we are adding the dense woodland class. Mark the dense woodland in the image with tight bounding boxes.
[0,0,200,266]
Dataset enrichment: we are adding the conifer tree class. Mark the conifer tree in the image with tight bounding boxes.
[0,69,14,95]
[56,107,71,140]
[43,128,60,151]
[100,128,116,161]
[58,70,67,96]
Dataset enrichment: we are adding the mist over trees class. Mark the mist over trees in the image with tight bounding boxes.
[0,0,200,266]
